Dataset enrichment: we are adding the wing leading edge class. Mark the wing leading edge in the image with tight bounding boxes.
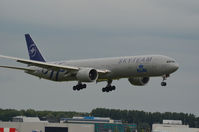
[0,55,110,74]
[0,65,35,72]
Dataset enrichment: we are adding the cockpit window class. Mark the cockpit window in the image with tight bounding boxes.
[166,60,175,63]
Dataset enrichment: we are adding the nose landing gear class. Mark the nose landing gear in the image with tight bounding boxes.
[161,74,169,86]
[161,81,167,86]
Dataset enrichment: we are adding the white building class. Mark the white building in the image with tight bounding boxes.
[0,122,94,132]
[60,116,121,124]
[0,116,94,132]
[0,116,136,132]
[12,116,44,123]
[152,120,199,132]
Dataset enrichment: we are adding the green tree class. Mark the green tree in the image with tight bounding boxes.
[25,109,37,117]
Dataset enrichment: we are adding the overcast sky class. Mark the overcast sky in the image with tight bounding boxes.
[0,0,199,116]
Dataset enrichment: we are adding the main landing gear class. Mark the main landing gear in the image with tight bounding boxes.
[73,80,116,92]
[161,74,169,86]
[73,81,87,91]
[102,80,116,92]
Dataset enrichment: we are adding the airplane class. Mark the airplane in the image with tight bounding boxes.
[0,34,179,92]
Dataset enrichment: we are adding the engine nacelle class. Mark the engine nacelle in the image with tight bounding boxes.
[128,77,150,86]
[76,68,98,82]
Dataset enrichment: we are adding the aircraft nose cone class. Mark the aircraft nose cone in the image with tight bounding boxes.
[172,63,179,72]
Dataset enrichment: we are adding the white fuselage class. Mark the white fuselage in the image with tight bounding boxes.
[27,55,179,82]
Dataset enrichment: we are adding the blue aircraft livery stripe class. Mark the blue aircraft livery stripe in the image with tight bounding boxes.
[49,70,54,79]
[55,70,60,81]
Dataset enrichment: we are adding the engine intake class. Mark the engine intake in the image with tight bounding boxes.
[76,68,98,82]
[128,77,150,86]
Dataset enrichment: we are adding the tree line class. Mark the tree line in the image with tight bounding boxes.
[0,108,88,122]
[0,108,199,129]
[91,108,199,130]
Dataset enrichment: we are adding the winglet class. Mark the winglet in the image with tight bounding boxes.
[25,34,46,62]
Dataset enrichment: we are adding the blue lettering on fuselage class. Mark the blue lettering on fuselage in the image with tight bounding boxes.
[42,69,48,74]
[49,70,54,79]
[41,69,66,81]
[55,69,65,81]
[118,57,152,64]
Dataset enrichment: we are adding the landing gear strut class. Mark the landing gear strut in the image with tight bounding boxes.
[102,80,116,92]
[73,81,87,91]
[161,74,169,86]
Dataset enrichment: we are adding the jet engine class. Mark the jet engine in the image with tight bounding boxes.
[128,77,150,86]
[76,68,98,82]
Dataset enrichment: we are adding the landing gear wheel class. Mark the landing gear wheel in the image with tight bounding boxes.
[82,84,87,89]
[161,74,169,87]
[102,80,116,92]
[102,88,106,92]
[73,86,77,91]
[105,88,110,92]
[111,86,116,90]
[73,82,87,91]
[161,82,167,86]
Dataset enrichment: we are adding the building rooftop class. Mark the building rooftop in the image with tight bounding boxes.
[12,116,46,123]
[60,116,122,124]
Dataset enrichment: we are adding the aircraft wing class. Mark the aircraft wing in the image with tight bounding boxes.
[0,65,35,72]
[0,55,110,74]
